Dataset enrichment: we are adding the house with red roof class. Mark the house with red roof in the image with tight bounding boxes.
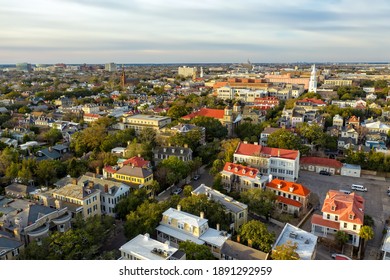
[181,106,241,137]
[311,190,364,247]
[266,179,311,215]
[83,113,101,123]
[118,156,151,169]
[300,157,343,175]
[220,162,270,192]
[233,142,300,182]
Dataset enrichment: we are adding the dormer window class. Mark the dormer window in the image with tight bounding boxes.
[234,167,238,172]
[242,169,246,174]
[249,171,253,176]
[349,214,354,220]
[228,166,231,170]
[331,205,336,211]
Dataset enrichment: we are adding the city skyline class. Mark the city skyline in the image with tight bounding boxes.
[1,0,390,64]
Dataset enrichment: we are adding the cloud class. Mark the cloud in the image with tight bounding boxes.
[0,0,389,63]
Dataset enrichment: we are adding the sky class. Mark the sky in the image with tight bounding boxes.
[1,0,390,64]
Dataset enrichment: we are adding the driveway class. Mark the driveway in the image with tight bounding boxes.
[297,170,390,259]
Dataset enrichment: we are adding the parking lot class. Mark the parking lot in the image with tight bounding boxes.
[297,170,390,258]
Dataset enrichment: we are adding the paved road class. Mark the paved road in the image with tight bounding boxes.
[297,170,390,259]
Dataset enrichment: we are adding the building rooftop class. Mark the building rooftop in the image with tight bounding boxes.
[162,208,208,228]
[119,233,178,260]
[192,184,248,214]
[272,223,318,260]
[300,157,343,168]
[234,142,299,160]
[221,240,268,260]
[53,183,100,200]
[125,114,170,121]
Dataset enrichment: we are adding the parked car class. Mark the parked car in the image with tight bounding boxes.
[331,253,352,260]
[172,188,183,195]
[351,184,367,192]
[193,174,200,181]
[319,170,331,176]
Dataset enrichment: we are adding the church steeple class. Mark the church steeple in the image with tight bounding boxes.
[309,64,317,93]
[120,65,126,90]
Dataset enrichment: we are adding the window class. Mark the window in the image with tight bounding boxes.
[353,225,357,230]
[335,216,338,221]
[178,223,184,230]
[326,214,330,219]
[344,223,347,228]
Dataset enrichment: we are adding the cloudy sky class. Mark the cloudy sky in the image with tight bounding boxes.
[1,0,389,64]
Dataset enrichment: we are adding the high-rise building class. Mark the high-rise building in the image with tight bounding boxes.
[309,64,317,93]
[178,66,197,78]
[105,62,117,72]
[16,62,32,72]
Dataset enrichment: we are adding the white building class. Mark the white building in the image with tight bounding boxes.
[119,233,185,260]
[340,163,361,178]
[272,223,318,260]
[233,142,300,182]
[105,62,117,72]
[178,66,197,78]
[156,206,231,259]
[192,184,248,232]
[308,64,317,93]
[381,228,390,260]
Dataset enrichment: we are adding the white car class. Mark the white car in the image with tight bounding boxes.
[172,188,183,195]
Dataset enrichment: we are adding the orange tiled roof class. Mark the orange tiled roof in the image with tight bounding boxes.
[222,162,259,178]
[122,156,150,168]
[182,108,225,120]
[213,81,228,89]
[276,195,302,208]
[103,166,117,174]
[84,113,101,118]
[321,190,364,225]
[266,178,310,197]
[234,142,299,160]
[300,157,343,168]
[311,213,339,230]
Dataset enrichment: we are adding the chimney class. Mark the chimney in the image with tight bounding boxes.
[88,181,94,189]
[216,224,220,231]
[236,235,240,243]
[200,211,204,219]
[104,184,109,193]
[177,205,181,211]
[95,166,100,175]
[278,149,280,157]
[48,146,53,152]
[144,233,150,240]
[55,199,62,209]
[137,154,141,157]
[289,186,294,192]
[184,144,188,148]
[72,178,78,185]
[254,142,258,145]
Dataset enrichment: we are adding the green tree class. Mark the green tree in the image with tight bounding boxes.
[238,220,275,253]
[183,185,193,197]
[335,230,349,248]
[358,225,374,259]
[35,160,60,187]
[44,127,63,145]
[179,240,216,260]
[235,123,262,141]
[296,122,324,146]
[114,189,150,220]
[240,188,276,218]
[159,156,190,184]
[167,105,190,120]
[271,240,300,260]
[191,116,227,141]
[124,200,168,240]
[267,129,302,150]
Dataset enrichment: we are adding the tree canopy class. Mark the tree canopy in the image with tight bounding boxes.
[238,220,275,253]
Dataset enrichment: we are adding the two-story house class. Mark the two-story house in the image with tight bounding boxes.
[156,206,231,259]
[192,184,248,232]
[52,181,101,220]
[77,175,131,216]
[233,142,300,182]
[152,146,193,166]
[311,190,364,247]
[0,236,24,260]
[265,179,311,216]
[220,162,269,192]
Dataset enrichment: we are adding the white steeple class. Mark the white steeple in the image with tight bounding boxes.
[309,64,317,93]
[200,67,204,78]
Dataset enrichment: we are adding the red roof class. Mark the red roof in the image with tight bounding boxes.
[213,81,228,89]
[235,142,299,160]
[321,190,364,225]
[122,156,150,168]
[311,214,339,230]
[276,195,302,208]
[182,108,225,120]
[222,162,259,178]
[266,178,310,197]
[83,113,101,118]
[103,166,117,174]
[296,98,326,105]
[300,157,343,168]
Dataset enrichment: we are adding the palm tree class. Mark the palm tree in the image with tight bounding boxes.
[358,225,374,259]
